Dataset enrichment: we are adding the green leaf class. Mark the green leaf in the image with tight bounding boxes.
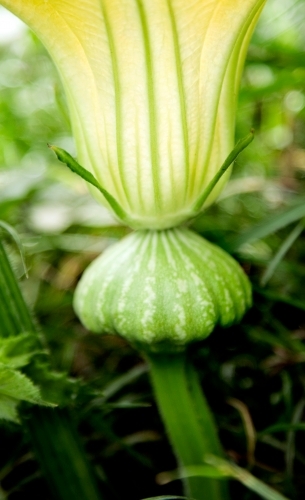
[170,456,290,500]
[0,333,41,368]
[204,456,289,500]
[27,360,80,406]
[141,497,194,500]
[0,220,28,278]
[0,363,53,423]
[259,423,305,435]
[230,200,305,251]
[0,240,34,335]
[90,363,148,407]
[254,287,305,313]
[164,465,226,481]
[103,401,151,409]
[0,394,22,423]
[261,219,304,286]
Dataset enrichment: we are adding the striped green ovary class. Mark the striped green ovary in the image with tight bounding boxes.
[74,228,251,351]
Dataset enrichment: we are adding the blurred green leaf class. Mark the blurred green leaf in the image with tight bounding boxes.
[230,201,305,251]
[0,220,28,277]
[142,497,193,500]
[0,332,41,368]
[261,219,305,285]
[0,364,53,423]
[259,423,305,435]
[172,456,290,500]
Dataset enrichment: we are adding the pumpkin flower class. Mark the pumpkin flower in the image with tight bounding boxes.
[1,0,265,229]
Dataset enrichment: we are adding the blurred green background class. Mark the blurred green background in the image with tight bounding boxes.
[0,1,305,499]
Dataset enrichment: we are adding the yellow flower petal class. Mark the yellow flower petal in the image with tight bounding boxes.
[1,0,266,228]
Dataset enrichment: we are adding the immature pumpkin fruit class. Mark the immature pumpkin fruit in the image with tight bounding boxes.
[74,228,251,352]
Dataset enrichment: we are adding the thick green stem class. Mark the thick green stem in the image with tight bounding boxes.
[23,407,102,500]
[147,351,228,500]
[0,239,103,500]
[186,361,226,461]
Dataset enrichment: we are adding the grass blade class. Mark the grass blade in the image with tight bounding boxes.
[259,423,305,435]
[0,221,28,278]
[261,219,304,286]
[173,456,290,500]
[230,200,305,251]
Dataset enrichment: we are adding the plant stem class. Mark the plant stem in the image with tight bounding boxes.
[0,240,103,500]
[185,360,226,461]
[23,407,102,500]
[147,351,228,500]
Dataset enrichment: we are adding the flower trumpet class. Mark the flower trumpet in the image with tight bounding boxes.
[2,0,265,229]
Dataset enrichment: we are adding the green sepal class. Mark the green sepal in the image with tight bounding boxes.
[74,228,251,352]
[48,144,130,225]
[192,131,254,213]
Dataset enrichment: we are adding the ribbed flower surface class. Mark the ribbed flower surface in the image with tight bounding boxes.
[1,0,266,228]
[74,228,251,350]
